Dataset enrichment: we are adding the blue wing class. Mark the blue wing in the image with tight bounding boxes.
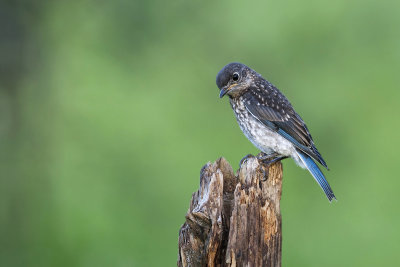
[243,89,328,169]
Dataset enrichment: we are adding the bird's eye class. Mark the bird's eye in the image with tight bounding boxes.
[232,72,239,81]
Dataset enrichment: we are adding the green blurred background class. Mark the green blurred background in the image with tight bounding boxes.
[1,0,399,266]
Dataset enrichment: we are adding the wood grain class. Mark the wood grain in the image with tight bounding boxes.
[178,156,282,267]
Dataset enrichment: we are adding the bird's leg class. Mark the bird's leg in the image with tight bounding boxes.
[261,156,289,165]
[239,154,254,167]
[257,152,288,165]
[257,153,288,181]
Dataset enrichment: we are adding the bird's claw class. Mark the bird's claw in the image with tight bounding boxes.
[257,152,288,166]
[239,154,254,167]
[261,156,289,166]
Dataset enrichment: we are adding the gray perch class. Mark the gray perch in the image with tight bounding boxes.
[178,156,282,267]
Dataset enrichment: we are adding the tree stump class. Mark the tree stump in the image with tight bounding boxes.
[178,156,283,267]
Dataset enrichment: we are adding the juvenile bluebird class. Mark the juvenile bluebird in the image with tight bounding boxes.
[216,62,336,201]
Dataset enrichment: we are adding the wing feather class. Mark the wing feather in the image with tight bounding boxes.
[243,88,328,169]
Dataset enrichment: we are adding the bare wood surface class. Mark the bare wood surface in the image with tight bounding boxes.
[178,156,283,267]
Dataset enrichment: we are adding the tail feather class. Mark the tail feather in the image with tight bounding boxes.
[296,150,336,202]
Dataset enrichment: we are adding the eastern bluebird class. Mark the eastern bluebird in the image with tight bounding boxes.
[216,62,336,201]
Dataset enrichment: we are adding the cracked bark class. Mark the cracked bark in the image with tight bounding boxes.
[178,156,282,267]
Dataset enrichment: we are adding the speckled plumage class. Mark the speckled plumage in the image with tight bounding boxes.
[230,96,302,164]
[216,62,336,201]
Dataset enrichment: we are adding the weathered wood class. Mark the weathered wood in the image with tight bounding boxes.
[178,156,283,267]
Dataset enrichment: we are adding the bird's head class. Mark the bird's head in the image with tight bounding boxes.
[216,62,253,98]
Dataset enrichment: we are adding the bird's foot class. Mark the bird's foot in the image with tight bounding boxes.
[255,153,288,181]
[262,156,289,165]
[257,152,288,166]
[239,154,255,167]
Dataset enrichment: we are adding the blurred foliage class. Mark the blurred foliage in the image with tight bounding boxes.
[1,0,400,266]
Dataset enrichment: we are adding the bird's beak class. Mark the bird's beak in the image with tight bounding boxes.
[219,88,228,98]
[219,84,236,98]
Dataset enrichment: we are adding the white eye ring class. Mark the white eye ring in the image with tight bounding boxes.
[232,72,240,81]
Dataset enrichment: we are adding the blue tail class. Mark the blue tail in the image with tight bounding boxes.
[297,150,336,202]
